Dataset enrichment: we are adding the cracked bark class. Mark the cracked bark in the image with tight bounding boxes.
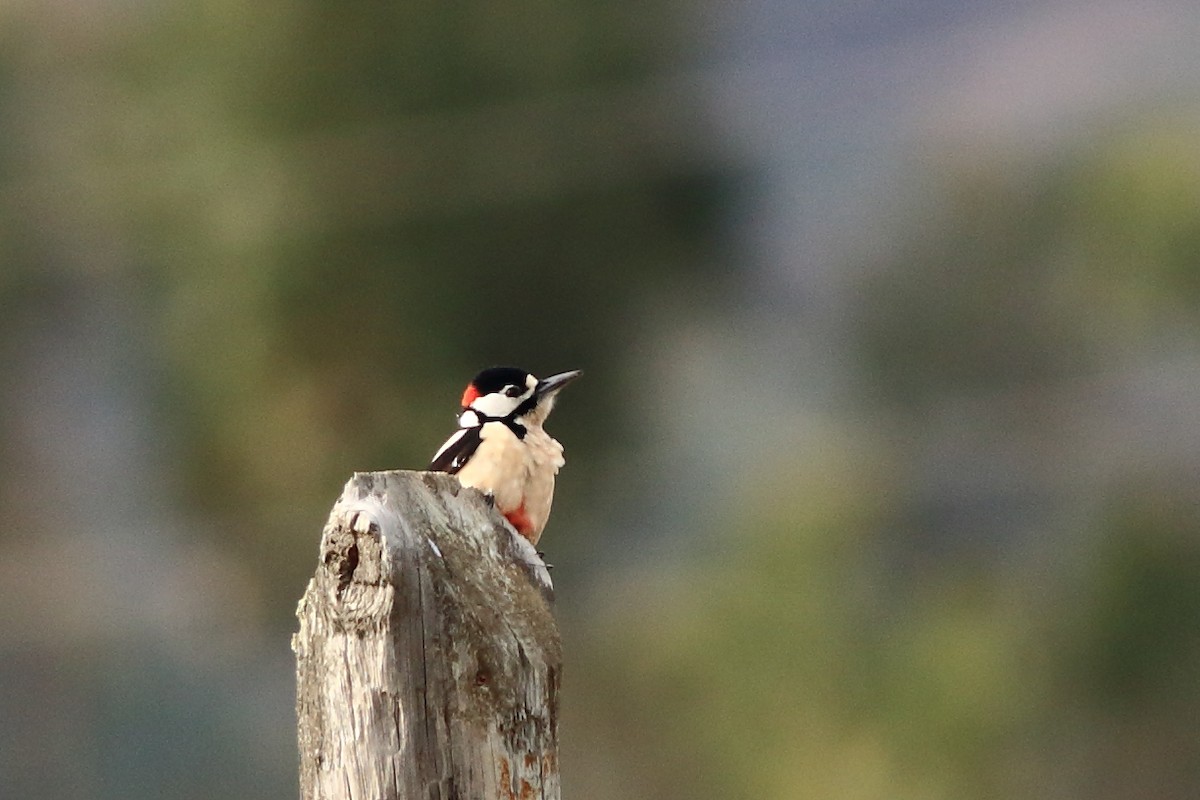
[294,471,561,800]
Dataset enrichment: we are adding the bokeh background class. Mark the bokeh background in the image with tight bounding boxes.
[4,1,1200,798]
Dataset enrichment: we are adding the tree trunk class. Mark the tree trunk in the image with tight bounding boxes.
[294,470,561,800]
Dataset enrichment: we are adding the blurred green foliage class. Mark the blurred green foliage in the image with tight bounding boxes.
[859,118,1200,407]
[1073,487,1200,706]
[565,126,1200,799]
[570,436,1047,800]
[0,0,736,606]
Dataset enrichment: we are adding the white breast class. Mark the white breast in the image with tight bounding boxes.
[454,422,565,543]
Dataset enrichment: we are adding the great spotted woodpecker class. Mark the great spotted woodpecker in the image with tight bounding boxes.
[429,367,581,545]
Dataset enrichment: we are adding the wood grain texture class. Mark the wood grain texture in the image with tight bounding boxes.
[294,470,560,800]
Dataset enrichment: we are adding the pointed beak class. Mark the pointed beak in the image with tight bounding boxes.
[535,369,582,399]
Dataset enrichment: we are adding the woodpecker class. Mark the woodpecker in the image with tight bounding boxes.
[429,366,581,545]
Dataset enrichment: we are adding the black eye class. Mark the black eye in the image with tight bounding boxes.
[505,385,524,397]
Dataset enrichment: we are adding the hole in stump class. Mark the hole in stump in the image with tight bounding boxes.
[336,543,359,596]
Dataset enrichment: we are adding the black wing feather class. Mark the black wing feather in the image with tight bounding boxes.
[428,427,483,475]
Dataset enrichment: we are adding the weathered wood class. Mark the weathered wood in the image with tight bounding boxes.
[294,470,561,800]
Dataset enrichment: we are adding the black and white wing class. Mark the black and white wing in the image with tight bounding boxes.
[428,427,483,475]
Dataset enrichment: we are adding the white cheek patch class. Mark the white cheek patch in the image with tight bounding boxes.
[471,392,520,418]
[526,374,538,390]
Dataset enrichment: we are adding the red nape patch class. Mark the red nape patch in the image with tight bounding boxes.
[504,505,534,538]
[460,385,480,408]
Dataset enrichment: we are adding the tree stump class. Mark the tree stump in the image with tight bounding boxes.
[293,470,561,800]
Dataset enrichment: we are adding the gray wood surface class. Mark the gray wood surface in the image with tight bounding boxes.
[294,470,561,800]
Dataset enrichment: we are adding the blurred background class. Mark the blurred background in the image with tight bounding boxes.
[3,0,1200,798]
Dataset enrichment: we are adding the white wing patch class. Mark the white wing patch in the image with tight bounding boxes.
[431,428,468,464]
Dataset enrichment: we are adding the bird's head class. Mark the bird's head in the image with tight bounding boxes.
[458,366,581,428]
